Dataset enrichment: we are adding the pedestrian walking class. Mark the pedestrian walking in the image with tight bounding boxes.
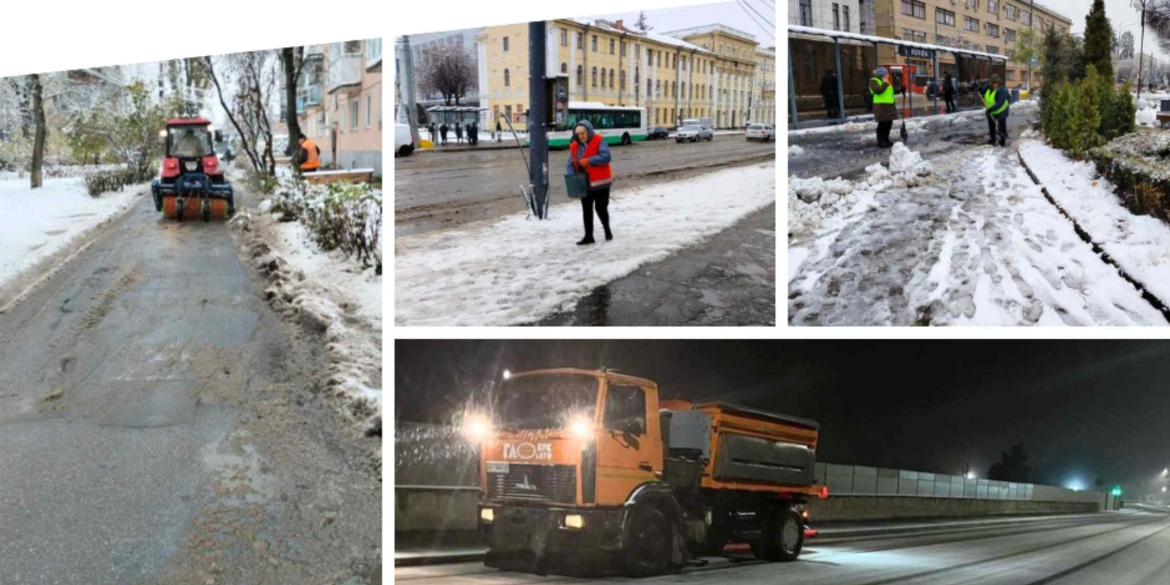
[470,121,479,145]
[944,72,957,114]
[496,119,502,142]
[455,122,463,144]
[566,120,613,245]
[429,122,437,143]
[869,67,897,149]
[983,74,1011,147]
[821,71,840,119]
[440,123,448,145]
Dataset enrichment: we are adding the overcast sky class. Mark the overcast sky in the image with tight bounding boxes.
[397,340,1170,498]
[1061,0,1168,59]
[592,0,777,48]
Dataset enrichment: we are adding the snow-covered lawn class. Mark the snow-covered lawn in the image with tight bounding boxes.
[0,176,138,289]
[1019,139,1170,306]
[789,144,1167,326]
[396,163,776,326]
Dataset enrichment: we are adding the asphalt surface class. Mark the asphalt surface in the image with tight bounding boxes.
[394,509,1170,584]
[395,135,777,235]
[0,186,381,584]
[536,203,775,326]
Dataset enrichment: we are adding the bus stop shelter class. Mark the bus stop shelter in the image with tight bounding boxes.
[788,25,1009,130]
[425,106,488,128]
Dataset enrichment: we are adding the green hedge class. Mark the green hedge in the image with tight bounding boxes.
[1091,129,1170,221]
[1042,65,1135,160]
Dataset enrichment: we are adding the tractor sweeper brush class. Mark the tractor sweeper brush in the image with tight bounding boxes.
[150,117,235,222]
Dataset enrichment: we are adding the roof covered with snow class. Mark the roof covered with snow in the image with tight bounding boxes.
[569,101,645,111]
[788,25,1009,62]
[565,18,714,55]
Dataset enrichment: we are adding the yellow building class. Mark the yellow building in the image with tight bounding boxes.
[477,20,771,130]
[755,46,776,126]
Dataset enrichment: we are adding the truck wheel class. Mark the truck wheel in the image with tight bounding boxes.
[625,506,672,577]
[763,508,803,562]
[622,133,631,145]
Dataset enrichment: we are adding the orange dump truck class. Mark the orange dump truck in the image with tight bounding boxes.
[463,368,827,577]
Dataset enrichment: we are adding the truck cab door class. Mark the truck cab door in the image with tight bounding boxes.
[595,382,662,506]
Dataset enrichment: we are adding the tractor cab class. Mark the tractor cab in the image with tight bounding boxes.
[151,118,235,221]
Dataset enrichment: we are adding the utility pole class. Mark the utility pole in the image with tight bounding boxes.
[401,35,420,148]
[1028,0,1036,89]
[528,21,550,219]
[1138,1,1147,99]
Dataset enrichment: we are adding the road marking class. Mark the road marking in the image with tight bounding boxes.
[0,239,95,315]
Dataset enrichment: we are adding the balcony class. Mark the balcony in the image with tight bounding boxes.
[296,84,323,113]
[366,38,382,71]
[329,53,362,93]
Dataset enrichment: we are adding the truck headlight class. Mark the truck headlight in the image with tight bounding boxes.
[480,508,495,523]
[564,514,585,530]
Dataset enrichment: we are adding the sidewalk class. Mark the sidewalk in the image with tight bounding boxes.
[416,129,750,152]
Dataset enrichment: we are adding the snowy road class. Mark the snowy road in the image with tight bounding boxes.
[396,510,1170,584]
[395,135,776,235]
[788,141,1169,326]
[0,189,380,583]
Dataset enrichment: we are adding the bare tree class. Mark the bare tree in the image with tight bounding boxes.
[30,74,46,189]
[418,44,475,106]
[198,51,279,177]
[280,47,306,157]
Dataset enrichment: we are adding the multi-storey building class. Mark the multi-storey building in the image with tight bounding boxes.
[296,39,383,175]
[873,0,1071,88]
[790,0,864,33]
[755,46,776,125]
[477,19,770,130]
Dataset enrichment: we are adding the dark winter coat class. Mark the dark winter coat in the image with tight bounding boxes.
[869,78,898,123]
[984,84,1011,120]
[943,76,955,98]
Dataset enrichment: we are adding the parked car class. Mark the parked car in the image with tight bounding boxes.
[745,124,775,142]
[648,126,670,140]
[676,121,714,143]
[395,123,415,157]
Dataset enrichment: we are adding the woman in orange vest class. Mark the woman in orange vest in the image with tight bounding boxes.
[566,119,613,245]
[297,133,320,172]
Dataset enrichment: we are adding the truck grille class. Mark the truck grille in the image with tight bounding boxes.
[486,463,576,504]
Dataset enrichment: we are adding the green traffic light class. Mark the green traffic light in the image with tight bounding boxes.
[1111,486,1122,497]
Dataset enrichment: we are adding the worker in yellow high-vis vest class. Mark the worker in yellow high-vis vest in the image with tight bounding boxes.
[868,67,898,149]
[983,74,1011,147]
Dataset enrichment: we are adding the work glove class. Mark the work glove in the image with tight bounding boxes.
[579,158,591,169]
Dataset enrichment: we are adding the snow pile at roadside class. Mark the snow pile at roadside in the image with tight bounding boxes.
[790,100,1038,137]
[396,163,776,326]
[231,211,383,440]
[789,143,933,239]
[1019,139,1170,304]
[789,145,806,157]
[0,177,138,289]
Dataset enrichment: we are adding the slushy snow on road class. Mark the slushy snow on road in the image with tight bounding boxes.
[789,143,1167,326]
[0,174,139,290]
[396,163,776,326]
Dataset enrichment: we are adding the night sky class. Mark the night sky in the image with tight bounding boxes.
[395,340,1170,497]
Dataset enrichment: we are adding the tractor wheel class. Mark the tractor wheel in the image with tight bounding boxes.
[202,200,211,223]
[762,507,803,562]
[176,199,184,222]
[624,505,672,577]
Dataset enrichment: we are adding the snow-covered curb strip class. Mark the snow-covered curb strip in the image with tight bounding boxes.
[1019,139,1170,306]
[0,177,139,291]
[790,100,1038,137]
[231,212,382,442]
[395,163,776,326]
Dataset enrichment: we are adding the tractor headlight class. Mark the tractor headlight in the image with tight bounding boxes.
[184,161,198,172]
[480,508,495,523]
[564,514,585,530]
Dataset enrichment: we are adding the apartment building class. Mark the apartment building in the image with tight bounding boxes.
[755,46,776,125]
[874,0,1071,88]
[790,0,864,33]
[296,39,383,175]
[477,19,768,130]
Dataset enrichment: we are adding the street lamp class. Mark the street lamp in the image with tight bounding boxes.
[502,369,512,381]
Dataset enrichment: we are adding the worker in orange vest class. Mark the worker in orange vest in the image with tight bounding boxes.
[566,119,614,245]
[296,133,320,172]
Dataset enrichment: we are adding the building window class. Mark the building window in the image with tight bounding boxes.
[365,94,371,128]
[561,29,568,46]
[965,16,980,32]
[1007,70,1015,81]
[503,37,509,52]
[964,0,979,9]
[610,68,615,89]
[601,68,606,89]
[986,23,999,38]
[1005,4,1018,20]
[986,45,999,55]
[561,62,568,74]
[800,0,812,26]
[621,70,626,90]
[349,99,359,131]
[621,41,626,56]
[656,51,661,67]
[504,68,510,87]
[577,65,583,86]
[988,0,999,14]
[592,35,597,52]
[902,0,926,19]
[937,8,955,26]
[903,28,927,43]
[844,6,851,30]
[592,66,597,87]
[1007,49,1016,59]
[1021,10,1031,26]
[1005,28,1016,42]
[609,39,615,54]
[656,79,660,95]
[577,32,584,49]
[833,3,841,30]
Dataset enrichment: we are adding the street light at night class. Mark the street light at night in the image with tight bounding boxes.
[502,369,512,380]
[1162,468,1168,479]
[966,470,977,480]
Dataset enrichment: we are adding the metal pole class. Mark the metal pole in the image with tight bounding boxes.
[528,21,549,220]
[834,39,846,122]
[788,41,800,129]
[933,50,940,114]
[1027,0,1035,90]
[402,35,420,147]
[1139,7,1146,99]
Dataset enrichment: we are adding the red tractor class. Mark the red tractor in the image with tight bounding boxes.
[151,118,235,221]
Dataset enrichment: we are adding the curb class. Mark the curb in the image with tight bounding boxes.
[394,550,487,567]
